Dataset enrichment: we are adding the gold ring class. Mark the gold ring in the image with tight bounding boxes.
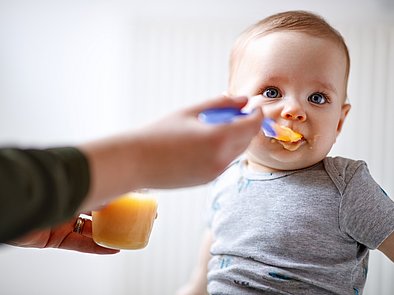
[73,217,85,234]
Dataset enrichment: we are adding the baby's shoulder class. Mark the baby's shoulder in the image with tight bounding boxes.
[324,156,366,174]
[323,156,370,192]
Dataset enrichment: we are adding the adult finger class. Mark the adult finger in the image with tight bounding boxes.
[78,217,93,238]
[218,106,263,136]
[236,106,263,125]
[59,232,119,254]
[184,95,249,116]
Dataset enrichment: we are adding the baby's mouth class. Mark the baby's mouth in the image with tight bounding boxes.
[262,118,305,151]
[262,119,303,143]
[276,138,306,151]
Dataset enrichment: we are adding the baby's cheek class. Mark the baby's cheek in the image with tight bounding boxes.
[307,134,335,159]
[308,134,322,147]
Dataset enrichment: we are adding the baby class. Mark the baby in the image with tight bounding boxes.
[178,10,394,295]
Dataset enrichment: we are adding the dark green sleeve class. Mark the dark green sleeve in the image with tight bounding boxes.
[0,147,90,242]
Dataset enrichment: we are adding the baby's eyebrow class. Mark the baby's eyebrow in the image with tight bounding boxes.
[312,80,338,94]
[260,75,289,84]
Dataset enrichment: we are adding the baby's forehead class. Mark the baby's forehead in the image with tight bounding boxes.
[249,31,341,49]
[245,31,346,63]
[244,31,349,79]
[249,31,348,69]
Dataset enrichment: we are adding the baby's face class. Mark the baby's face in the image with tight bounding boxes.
[230,31,350,172]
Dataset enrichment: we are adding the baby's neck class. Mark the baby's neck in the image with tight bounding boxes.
[245,160,283,173]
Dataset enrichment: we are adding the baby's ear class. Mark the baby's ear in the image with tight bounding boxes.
[336,103,351,136]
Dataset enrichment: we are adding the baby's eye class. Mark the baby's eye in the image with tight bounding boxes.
[263,87,281,99]
[308,92,327,105]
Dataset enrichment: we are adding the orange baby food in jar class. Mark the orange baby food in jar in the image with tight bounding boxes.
[92,191,158,250]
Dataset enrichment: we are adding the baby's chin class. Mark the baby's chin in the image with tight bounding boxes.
[245,151,316,172]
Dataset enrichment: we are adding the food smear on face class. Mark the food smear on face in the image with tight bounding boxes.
[262,118,303,143]
[278,140,305,152]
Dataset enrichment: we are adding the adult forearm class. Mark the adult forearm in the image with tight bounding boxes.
[78,133,144,212]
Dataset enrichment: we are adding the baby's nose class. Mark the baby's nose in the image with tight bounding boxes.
[284,113,305,121]
[281,102,306,121]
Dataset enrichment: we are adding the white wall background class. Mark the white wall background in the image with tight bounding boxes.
[0,0,393,294]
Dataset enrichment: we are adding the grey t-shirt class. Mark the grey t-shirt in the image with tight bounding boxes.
[207,157,394,295]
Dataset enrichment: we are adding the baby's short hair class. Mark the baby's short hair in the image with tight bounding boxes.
[229,11,350,97]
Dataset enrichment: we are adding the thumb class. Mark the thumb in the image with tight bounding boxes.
[186,96,249,116]
[231,107,263,135]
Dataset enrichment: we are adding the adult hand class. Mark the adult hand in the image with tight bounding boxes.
[79,95,263,211]
[7,215,119,254]
[134,95,263,188]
